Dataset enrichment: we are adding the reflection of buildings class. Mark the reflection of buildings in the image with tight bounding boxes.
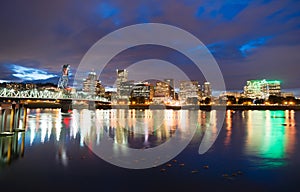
[244,79,281,99]
[25,109,70,166]
[0,132,25,164]
[71,109,203,149]
[224,110,232,147]
[244,110,295,168]
[9,108,226,167]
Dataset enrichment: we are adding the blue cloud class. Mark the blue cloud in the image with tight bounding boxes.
[9,64,57,81]
[202,1,249,20]
[137,3,162,23]
[207,42,225,54]
[239,36,272,56]
[284,11,300,22]
[97,2,120,19]
[219,2,248,19]
[195,6,205,18]
[95,2,121,26]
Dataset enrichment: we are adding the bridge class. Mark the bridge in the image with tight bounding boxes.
[0,87,109,102]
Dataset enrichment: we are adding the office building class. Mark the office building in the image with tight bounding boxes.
[119,80,134,99]
[164,79,175,99]
[244,79,281,99]
[203,82,212,98]
[116,69,128,97]
[179,80,199,104]
[154,81,170,97]
[130,82,154,104]
[82,71,105,97]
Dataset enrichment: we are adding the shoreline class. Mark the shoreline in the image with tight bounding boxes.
[101,104,300,111]
[3,101,300,110]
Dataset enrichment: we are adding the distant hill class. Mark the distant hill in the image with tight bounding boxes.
[23,77,59,86]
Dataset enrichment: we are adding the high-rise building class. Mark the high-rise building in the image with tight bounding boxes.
[96,81,105,97]
[154,81,170,97]
[267,80,281,97]
[179,80,199,104]
[116,69,128,97]
[203,82,212,98]
[82,71,105,97]
[244,79,281,99]
[130,82,154,104]
[119,80,134,99]
[164,79,175,99]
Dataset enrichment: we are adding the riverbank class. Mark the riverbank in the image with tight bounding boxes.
[8,101,300,111]
[97,104,300,111]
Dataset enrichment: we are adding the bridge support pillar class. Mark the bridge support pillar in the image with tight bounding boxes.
[60,100,72,113]
[22,106,28,129]
[88,101,96,110]
[0,101,26,135]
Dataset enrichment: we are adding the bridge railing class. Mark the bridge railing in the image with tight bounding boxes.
[0,88,109,102]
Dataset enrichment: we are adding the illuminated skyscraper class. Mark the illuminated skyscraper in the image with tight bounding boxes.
[130,82,154,104]
[244,79,281,99]
[203,82,212,98]
[82,71,105,97]
[154,81,170,97]
[164,78,175,99]
[119,80,134,99]
[58,64,70,89]
[116,69,128,97]
[154,79,175,98]
[179,80,199,104]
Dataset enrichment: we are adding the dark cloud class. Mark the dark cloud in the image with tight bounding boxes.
[0,0,299,90]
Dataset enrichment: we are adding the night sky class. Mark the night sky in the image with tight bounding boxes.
[0,0,300,90]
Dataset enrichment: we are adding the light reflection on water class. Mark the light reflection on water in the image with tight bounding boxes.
[243,110,296,168]
[2,108,297,170]
[71,109,205,149]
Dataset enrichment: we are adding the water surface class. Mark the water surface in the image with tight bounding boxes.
[0,109,299,191]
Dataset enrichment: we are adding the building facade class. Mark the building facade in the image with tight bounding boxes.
[179,80,199,104]
[130,82,154,104]
[154,81,170,97]
[116,69,128,97]
[119,80,134,99]
[82,71,105,97]
[164,79,175,99]
[244,79,281,99]
[203,82,212,98]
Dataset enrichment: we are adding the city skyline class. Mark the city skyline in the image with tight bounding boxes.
[1,67,298,101]
[0,0,299,90]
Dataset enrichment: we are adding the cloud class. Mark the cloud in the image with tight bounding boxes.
[239,36,272,56]
[0,0,299,89]
[10,64,57,81]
